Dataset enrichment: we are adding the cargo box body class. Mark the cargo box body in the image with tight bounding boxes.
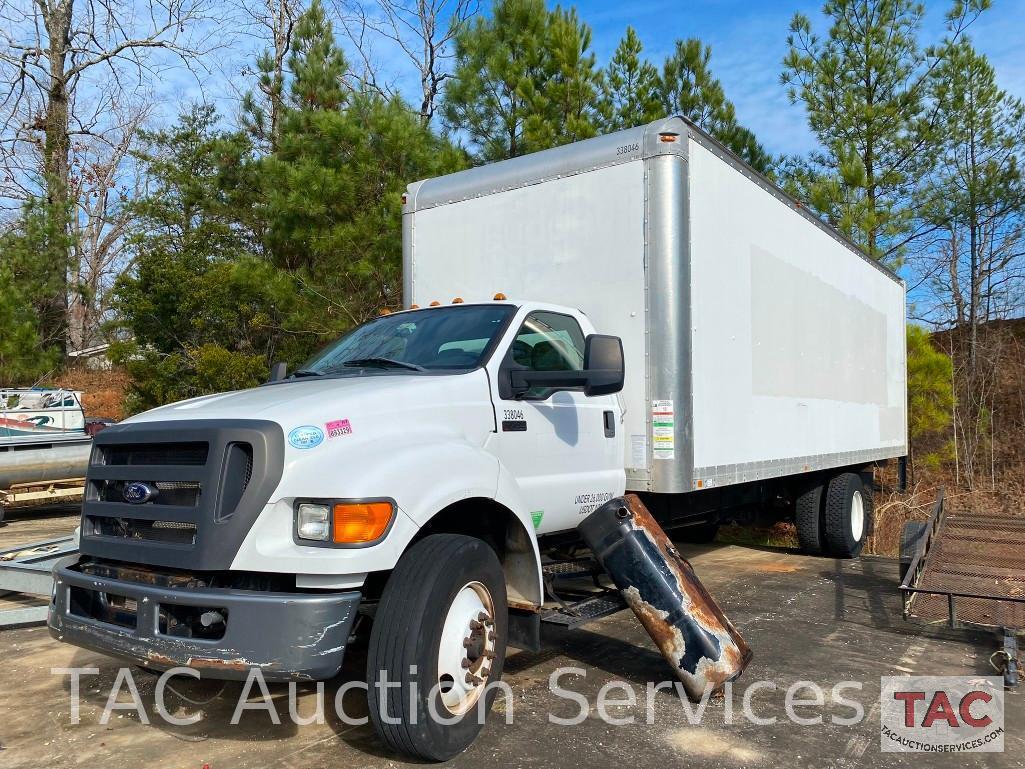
[403,116,907,495]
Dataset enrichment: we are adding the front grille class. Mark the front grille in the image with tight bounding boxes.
[95,479,202,507]
[87,516,198,545]
[100,442,209,466]
[80,420,283,571]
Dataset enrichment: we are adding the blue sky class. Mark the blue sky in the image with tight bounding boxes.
[571,0,1025,157]
[165,0,1024,159]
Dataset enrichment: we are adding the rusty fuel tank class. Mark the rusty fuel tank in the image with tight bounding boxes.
[578,494,752,700]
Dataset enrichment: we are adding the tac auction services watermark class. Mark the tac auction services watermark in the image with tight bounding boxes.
[880,675,1005,753]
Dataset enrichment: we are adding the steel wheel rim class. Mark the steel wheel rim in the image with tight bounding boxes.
[851,490,865,542]
[436,580,496,716]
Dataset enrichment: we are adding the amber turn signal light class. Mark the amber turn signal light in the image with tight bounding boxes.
[332,501,394,543]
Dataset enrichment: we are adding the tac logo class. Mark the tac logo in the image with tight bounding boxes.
[880,676,1004,753]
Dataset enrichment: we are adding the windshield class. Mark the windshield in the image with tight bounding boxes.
[298,304,517,375]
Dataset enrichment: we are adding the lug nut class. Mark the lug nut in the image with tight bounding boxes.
[469,619,483,631]
[461,658,471,669]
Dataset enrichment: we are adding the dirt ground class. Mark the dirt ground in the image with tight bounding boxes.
[0,511,1021,769]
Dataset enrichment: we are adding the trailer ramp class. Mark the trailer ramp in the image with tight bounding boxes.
[901,489,1025,686]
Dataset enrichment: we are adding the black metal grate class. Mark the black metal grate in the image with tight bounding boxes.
[95,479,201,507]
[101,442,209,466]
[909,512,1025,629]
[87,516,198,545]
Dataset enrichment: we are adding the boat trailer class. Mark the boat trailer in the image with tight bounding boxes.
[900,488,1024,687]
[0,535,77,628]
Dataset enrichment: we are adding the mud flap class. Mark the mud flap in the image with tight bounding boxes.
[578,494,753,700]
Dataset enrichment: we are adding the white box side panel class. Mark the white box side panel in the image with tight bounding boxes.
[687,138,907,481]
[409,161,650,476]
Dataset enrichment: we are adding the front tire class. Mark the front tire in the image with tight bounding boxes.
[367,534,508,761]
[823,473,868,558]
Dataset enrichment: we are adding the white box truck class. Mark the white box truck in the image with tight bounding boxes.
[404,115,907,549]
[49,116,906,761]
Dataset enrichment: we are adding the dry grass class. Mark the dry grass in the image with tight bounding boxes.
[50,365,130,421]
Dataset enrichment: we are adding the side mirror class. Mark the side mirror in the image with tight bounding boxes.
[268,361,288,383]
[506,334,624,399]
[582,334,625,396]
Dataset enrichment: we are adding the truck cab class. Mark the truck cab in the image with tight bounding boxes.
[50,299,626,760]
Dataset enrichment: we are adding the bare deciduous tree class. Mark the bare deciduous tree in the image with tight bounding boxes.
[67,99,149,348]
[237,0,303,150]
[0,0,216,350]
[335,0,479,124]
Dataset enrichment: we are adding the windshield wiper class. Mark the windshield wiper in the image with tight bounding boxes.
[290,369,323,378]
[341,357,426,372]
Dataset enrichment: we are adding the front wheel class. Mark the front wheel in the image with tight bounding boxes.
[366,534,508,761]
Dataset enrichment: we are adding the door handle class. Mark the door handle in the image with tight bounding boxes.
[603,410,615,438]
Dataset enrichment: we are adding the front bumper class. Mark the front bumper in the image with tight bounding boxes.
[48,557,361,681]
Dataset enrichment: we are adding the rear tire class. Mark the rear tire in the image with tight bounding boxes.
[794,482,825,555]
[367,534,508,761]
[899,521,928,583]
[823,473,867,558]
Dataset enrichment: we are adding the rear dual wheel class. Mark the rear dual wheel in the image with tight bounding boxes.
[795,472,869,558]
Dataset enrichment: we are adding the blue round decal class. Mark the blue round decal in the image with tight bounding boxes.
[288,425,324,450]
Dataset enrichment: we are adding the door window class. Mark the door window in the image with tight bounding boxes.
[511,312,586,373]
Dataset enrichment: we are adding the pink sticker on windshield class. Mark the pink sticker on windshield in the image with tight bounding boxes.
[325,419,353,438]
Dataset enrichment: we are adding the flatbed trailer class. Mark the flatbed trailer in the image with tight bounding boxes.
[900,488,1024,686]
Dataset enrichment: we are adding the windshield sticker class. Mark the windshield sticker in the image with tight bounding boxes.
[652,399,675,460]
[326,418,353,438]
[288,425,324,450]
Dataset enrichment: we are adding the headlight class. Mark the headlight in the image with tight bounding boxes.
[297,503,331,541]
[294,499,396,545]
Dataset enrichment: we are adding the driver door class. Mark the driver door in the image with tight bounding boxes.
[486,310,623,534]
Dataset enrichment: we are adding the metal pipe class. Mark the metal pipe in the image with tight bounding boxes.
[0,437,91,487]
[578,494,752,700]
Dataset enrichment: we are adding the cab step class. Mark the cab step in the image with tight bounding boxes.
[539,557,626,628]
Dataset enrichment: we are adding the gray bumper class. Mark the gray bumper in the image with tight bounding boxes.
[48,557,361,681]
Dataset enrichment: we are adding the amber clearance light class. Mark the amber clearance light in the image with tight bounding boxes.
[333,501,394,543]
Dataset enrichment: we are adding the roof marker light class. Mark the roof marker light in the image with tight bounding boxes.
[429,300,441,307]
[452,297,464,304]
[493,293,507,300]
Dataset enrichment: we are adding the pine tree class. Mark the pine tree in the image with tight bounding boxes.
[522,6,600,149]
[924,40,1025,361]
[253,0,466,326]
[287,0,350,112]
[656,39,773,173]
[906,324,954,469]
[597,26,661,132]
[442,0,599,161]
[781,0,989,263]
[0,198,73,384]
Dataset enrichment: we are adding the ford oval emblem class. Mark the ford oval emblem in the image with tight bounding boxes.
[288,425,324,450]
[123,481,158,504]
